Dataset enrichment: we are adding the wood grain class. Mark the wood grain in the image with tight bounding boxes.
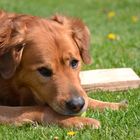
[80,68,140,92]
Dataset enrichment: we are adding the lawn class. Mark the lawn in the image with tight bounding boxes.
[0,0,140,139]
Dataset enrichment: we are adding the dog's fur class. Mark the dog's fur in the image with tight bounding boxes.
[0,11,127,128]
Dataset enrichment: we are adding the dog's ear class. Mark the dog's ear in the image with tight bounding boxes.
[69,18,92,64]
[0,11,29,79]
[52,15,92,64]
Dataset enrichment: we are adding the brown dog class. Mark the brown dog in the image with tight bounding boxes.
[0,11,127,128]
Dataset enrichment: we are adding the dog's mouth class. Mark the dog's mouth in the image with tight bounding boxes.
[63,104,87,116]
[50,97,88,116]
[44,100,87,116]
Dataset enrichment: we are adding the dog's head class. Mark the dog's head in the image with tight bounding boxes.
[0,12,92,115]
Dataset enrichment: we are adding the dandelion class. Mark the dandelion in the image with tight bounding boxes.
[107,33,119,41]
[67,131,77,136]
[132,16,139,23]
[107,11,116,19]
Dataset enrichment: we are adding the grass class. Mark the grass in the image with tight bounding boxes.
[0,0,140,139]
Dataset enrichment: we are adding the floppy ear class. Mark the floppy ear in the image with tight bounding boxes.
[70,19,92,64]
[52,15,92,64]
[0,11,29,79]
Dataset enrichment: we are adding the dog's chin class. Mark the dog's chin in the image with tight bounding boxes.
[62,107,87,116]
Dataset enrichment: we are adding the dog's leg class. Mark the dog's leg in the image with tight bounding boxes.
[88,97,128,111]
[42,106,100,129]
[0,106,44,125]
[0,106,100,128]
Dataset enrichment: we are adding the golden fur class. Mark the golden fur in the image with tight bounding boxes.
[0,11,127,128]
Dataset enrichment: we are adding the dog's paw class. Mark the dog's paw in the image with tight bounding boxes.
[14,119,35,126]
[59,117,100,129]
[119,99,128,110]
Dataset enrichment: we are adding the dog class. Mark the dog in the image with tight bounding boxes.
[0,11,127,128]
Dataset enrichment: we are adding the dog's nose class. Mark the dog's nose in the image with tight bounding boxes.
[66,97,85,113]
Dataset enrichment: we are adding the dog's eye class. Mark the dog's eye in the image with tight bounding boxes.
[70,59,79,69]
[37,67,53,77]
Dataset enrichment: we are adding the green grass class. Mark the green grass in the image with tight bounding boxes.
[0,0,140,139]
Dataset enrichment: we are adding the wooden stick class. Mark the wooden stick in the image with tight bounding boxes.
[80,68,140,92]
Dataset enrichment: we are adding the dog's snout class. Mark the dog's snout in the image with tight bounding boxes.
[66,97,85,113]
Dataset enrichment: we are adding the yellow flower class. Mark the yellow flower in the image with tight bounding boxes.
[108,11,116,19]
[54,136,59,140]
[67,131,77,136]
[132,16,139,23]
[107,33,119,41]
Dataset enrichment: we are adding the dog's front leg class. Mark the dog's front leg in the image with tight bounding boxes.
[88,97,128,111]
[0,106,44,125]
[41,106,100,129]
[0,106,100,128]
